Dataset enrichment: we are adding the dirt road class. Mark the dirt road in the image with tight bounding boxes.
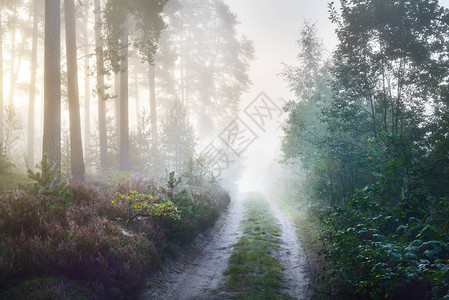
[140,194,245,300]
[270,199,312,299]
[140,193,311,300]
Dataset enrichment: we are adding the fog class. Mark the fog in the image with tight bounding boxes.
[3,1,449,298]
[224,0,339,192]
[1,0,449,191]
[228,0,449,193]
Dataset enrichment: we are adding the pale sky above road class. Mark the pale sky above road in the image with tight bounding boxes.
[223,0,338,192]
[224,0,338,105]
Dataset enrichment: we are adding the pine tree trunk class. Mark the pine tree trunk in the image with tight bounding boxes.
[11,36,26,105]
[119,15,129,172]
[135,67,140,120]
[94,0,109,172]
[27,0,39,170]
[43,0,61,171]
[8,28,15,105]
[83,3,90,162]
[114,71,120,145]
[149,64,157,141]
[64,0,86,181]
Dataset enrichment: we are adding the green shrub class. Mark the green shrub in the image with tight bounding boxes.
[23,155,73,209]
[111,190,180,223]
[0,155,14,173]
[321,186,449,299]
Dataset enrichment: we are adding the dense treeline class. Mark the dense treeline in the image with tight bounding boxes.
[281,0,449,298]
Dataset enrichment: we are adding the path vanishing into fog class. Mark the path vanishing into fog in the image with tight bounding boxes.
[140,193,311,300]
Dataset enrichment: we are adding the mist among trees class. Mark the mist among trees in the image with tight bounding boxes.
[1,0,449,299]
[0,0,253,181]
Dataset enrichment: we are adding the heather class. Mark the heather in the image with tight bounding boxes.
[0,169,230,299]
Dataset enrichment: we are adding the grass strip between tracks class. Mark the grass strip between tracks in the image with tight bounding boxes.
[223,193,293,299]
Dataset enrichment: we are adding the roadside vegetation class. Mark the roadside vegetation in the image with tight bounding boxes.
[0,158,230,299]
[279,1,449,299]
[223,193,292,299]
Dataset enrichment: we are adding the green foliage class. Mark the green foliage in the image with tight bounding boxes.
[166,171,181,190]
[321,185,449,299]
[102,0,129,73]
[132,0,167,65]
[103,0,167,73]
[24,155,73,209]
[112,190,180,222]
[0,105,23,159]
[182,154,211,186]
[0,155,14,173]
[163,189,207,244]
[106,170,132,186]
[0,169,28,195]
[280,1,449,298]
[162,182,230,245]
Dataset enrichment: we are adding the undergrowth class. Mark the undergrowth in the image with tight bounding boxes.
[272,177,449,299]
[0,164,230,299]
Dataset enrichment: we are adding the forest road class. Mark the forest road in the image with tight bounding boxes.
[140,193,311,300]
[269,198,312,299]
[140,194,245,300]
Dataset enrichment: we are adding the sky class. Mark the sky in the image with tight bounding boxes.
[225,0,338,104]
[223,0,449,192]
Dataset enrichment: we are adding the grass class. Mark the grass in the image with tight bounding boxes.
[223,192,293,299]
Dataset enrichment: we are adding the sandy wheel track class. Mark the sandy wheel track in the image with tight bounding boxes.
[269,199,312,300]
[140,194,245,300]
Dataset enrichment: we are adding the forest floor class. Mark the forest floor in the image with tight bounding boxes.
[141,193,311,300]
